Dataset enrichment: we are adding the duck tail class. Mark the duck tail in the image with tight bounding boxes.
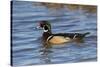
[75,32,90,43]
[83,32,90,37]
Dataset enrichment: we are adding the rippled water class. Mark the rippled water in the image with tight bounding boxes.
[11,1,97,66]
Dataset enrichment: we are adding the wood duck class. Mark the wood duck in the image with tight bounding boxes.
[39,21,90,45]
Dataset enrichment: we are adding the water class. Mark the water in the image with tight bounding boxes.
[12,1,97,66]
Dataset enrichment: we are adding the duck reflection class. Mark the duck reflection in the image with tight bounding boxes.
[40,43,52,64]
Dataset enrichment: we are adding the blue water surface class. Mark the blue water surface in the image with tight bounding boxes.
[12,1,97,66]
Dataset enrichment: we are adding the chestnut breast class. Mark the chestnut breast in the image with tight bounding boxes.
[47,36,71,44]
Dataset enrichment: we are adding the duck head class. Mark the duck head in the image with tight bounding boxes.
[39,21,51,33]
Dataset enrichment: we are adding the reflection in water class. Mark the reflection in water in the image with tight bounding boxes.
[40,44,52,64]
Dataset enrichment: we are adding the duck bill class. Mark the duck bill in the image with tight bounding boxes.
[36,26,41,29]
[36,23,42,30]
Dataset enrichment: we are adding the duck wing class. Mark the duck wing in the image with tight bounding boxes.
[52,32,90,39]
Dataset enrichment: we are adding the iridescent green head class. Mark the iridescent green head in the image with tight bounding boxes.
[39,21,51,33]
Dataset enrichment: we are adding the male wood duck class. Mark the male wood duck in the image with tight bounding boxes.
[38,21,90,45]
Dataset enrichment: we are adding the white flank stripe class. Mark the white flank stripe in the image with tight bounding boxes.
[73,34,77,39]
[47,35,53,42]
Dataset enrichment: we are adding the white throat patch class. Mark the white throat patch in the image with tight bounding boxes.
[43,29,48,32]
[43,27,48,32]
